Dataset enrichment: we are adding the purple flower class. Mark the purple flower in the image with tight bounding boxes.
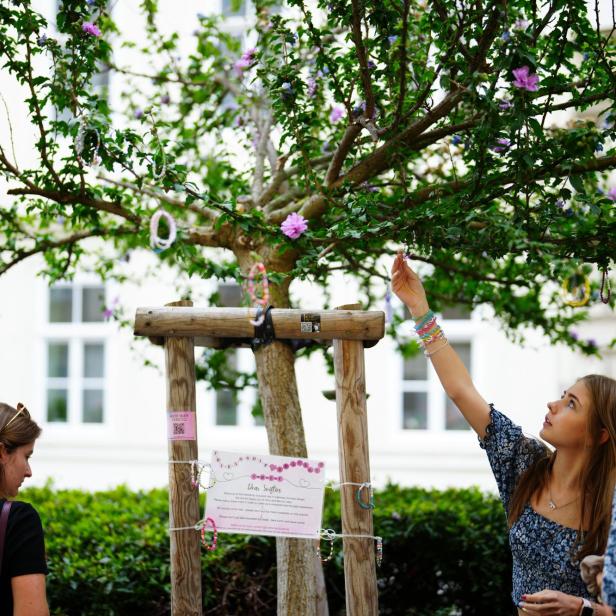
[513,18,530,30]
[491,138,511,153]
[321,140,331,153]
[570,331,579,341]
[233,48,257,77]
[86,0,97,5]
[367,60,376,70]
[307,77,318,98]
[241,47,257,62]
[233,57,252,76]
[281,82,292,92]
[587,338,598,349]
[595,143,604,152]
[512,66,539,91]
[361,182,378,193]
[281,212,308,239]
[387,35,398,45]
[160,94,170,105]
[498,99,512,110]
[583,52,590,61]
[82,22,102,37]
[607,187,616,201]
[556,199,565,209]
[452,135,462,145]
[37,33,48,45]
[134,108,144,119]
[329,106,344,123]
[501,31,511,42]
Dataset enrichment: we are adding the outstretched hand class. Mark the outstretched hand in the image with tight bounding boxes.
[390,253,430,319]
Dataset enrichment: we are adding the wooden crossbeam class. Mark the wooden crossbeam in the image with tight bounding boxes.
[134,307,384,342]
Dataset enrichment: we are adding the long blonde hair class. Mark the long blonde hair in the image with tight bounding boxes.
[507,375,616,561]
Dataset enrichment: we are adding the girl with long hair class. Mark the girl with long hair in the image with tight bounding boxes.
[391,253,616,615]
[0,402,49,616]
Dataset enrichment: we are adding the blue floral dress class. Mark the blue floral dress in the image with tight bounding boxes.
[602,489,616,607]
[479,405,594,607]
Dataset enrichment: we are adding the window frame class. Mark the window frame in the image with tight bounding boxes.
[398,312,479,433]
[42,282,112,430]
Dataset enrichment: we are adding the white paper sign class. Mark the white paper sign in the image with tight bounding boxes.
[204,450,326,539]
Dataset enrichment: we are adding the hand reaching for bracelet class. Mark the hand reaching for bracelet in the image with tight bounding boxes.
[390,253,430,319]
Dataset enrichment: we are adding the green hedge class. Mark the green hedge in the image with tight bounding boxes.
[20,483,512,615]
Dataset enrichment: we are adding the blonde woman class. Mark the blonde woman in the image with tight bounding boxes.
[392,253,616,615]
[0,402,49,616]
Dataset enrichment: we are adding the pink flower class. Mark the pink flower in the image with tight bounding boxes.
[233,48,257,77]
[608,187,616,201]
[82,22,102,37]
[512,66,539,91]
[281,212,308,239]
[329,106,344,123]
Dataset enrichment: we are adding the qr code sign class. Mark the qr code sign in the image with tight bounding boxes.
[167,412,196,441]
[300,322,313,333]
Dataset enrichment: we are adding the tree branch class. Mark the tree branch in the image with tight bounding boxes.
[7,187,141,224]
[0,227,133,276]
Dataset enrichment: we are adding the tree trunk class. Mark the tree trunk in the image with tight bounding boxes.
[236,245,328,616]
[254,341,328,616]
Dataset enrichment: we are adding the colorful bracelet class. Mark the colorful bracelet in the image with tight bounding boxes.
[414,311,445,347]
[414,309,435,330]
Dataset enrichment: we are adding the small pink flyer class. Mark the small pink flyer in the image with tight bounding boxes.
[204,450,326,539]
[167,411,196,441]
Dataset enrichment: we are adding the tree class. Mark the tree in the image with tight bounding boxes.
[1,0,615,613]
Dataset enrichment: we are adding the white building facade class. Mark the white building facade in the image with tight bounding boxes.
[1,1,615,494]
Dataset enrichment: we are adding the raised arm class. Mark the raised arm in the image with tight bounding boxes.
[391,253,491,438]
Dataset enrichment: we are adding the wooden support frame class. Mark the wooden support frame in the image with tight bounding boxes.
[133,303,384,616]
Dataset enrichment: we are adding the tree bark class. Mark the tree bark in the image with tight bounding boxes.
[236,244,329,616]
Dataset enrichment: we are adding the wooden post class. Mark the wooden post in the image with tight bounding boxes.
[164,300,202,616]
[333,303,378,616]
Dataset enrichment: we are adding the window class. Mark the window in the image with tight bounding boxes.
[45,284,108,425]
[401,306,473,431]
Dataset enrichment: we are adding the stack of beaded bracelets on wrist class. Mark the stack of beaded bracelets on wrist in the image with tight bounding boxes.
[414,310,449,358]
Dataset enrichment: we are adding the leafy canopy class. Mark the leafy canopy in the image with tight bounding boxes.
[0,0,615,354]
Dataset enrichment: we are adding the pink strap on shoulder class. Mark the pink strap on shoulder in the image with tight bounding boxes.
[0,500,12,577]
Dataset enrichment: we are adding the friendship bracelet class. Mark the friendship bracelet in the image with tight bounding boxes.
[247,262,269,326]
[200,517,218,551]
[414,310,435,329]
[562,273,591,307]
[148,111,167,179]
[150,210,177,252]
[168,517,218,551]
[316,529,383,567]
[424,339,449,358]
[354,482,375,510]
[601,267,611,304]
[190,460,217,490]
[334,482,376,510]
[75,116,101,167]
